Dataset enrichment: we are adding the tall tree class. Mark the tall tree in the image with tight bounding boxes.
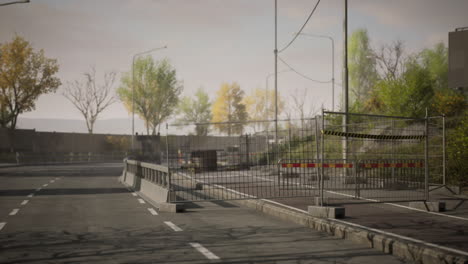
[374,40,406,81]
[0,36,61,129]
[211,82,248,136]
[348,29,379,105]
[419,42,448,92]
[118,57,183,135]
[177,88,212,136]
[63,67,116,134]
[375,57,434,117]
[243,88,284,133]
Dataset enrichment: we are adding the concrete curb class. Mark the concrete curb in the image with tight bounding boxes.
[231,198,468,264]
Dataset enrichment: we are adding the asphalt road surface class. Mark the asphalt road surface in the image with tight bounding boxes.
[0,163,408,264]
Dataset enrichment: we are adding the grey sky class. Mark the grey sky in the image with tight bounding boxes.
[1,0,467,123]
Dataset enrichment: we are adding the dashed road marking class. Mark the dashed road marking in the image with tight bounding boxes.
[55,177,59,180]
[189,242,220,260]
[132,193,138,197]
[138,198,145,204]
[0,222,5,231]
[9,209,19,216]
[42,184,48,187]
[50,180,55,183]
[21,200,29,206]
[27,193,34,198]
[36,188,42,192]
[164,221,183,232]
[147,208,158,215]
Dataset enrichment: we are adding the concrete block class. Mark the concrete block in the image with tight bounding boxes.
[308,205,345,219]
[409,201,446,212]
[314,197,330,206]
[158,202,185,213]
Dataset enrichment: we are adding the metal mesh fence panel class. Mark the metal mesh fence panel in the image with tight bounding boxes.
[163,119,320,202]
[317,111,443,204]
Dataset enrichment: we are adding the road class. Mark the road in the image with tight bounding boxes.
[0,163,408,263]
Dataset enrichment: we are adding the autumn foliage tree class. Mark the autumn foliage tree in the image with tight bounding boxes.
[0,36,61,129]
[243,88,284,133]
[211,82,248,136]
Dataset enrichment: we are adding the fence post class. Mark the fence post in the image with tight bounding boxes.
[424,109,429,201]
[354,160,359,199]
[442,115,446,186]
[320,110,325,206]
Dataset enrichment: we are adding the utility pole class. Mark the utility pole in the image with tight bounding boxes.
[274,0,279,148]
[343,0,349,160]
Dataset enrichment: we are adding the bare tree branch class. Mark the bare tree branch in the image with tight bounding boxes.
[63,67,116,134]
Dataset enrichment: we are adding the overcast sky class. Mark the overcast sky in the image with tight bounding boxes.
[1,0,467,124]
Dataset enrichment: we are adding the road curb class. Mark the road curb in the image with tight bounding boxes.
[230,198,468,264]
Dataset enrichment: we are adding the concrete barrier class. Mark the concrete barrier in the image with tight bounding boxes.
[119,160,184,213]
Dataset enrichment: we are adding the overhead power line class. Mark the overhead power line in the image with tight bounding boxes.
[278,0,321,53]
[278,56,331,84]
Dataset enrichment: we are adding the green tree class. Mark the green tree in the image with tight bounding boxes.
[348,29,379,106]
[211,82,248,135]
[118,57,183,135]
[0,36,61,129]
[375,57,434,117]
[177,88,212,136]
[420,42,448,92]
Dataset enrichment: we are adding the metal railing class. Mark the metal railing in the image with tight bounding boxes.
[125,159,171,189]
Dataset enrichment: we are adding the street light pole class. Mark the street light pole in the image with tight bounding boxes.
[274,0,278,148]
[297,33,335,111]
[131,46,167,152]
[0,0,29,6]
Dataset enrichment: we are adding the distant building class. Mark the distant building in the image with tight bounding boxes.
[449,27,468,95]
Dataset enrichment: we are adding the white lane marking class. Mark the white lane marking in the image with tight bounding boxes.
[21,200,29,206]
[132,193,138,197]
[147,208,158,215]
[189,243,220,260]
[164,221,183,232]
[138,198,145,204]
[42,183,48,187]
[383,202,468,222]
[0,222,5,231]
[50,180,55,183]
[9,209,19,216]
[55,177,59,180]
[36,187,42,191]
[27,193,34,198]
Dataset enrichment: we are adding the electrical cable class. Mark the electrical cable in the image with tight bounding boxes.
[278,0,321,53]
[278,56,331,84]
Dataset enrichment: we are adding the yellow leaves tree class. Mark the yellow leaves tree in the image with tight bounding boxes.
[243,88,285,132]
[0,36,61,129]
[211,82,248,136]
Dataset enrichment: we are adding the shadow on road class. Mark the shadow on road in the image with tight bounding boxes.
[0,188,130,196]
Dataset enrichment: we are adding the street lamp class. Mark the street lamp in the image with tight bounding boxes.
[296,33,335,111]
[131,45,167,151]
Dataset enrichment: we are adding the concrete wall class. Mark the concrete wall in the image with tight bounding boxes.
[1,128,267,157]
